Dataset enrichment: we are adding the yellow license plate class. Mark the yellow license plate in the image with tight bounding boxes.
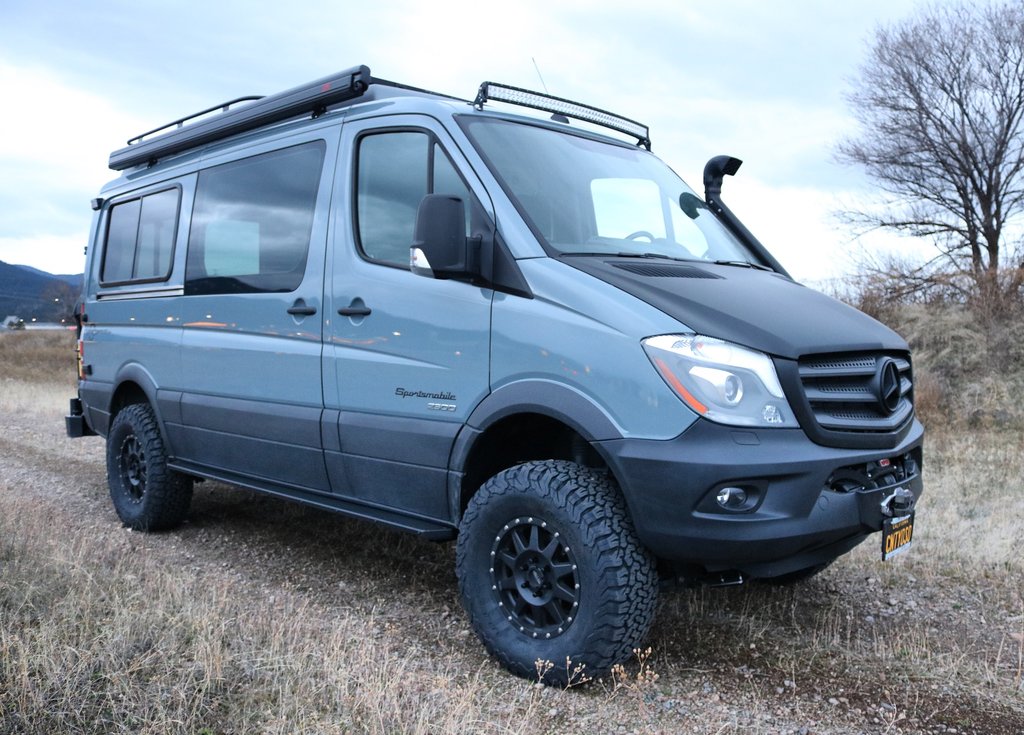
[882,513,914,560]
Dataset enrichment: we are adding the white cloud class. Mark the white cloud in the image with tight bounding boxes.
[0,0,930,278]
[0,233,89,275]
[716,174,935,287]
[0,61,146,187]
[0,60,151,272]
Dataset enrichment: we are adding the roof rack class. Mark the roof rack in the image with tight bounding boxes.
[109,65,373,171]
[125,96,264,147]
[473,82,651,150]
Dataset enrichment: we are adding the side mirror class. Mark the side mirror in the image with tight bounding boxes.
[410,194,474,279]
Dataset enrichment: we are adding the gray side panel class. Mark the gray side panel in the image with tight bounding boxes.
[180,393,323,446]
[324,451,449,521]
[173,393,327,490]
[168,423,329,490]
[337,411,460,467]
[157,390,183,426]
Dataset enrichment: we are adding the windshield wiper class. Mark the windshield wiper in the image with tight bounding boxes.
[562,252,693,262]
[713,259,774,272]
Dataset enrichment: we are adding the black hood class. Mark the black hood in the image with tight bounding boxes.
[563,257,908,359]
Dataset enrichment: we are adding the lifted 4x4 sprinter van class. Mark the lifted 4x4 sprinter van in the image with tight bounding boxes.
[66,66,923,683]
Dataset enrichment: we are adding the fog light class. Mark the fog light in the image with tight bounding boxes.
[716,486,748,508]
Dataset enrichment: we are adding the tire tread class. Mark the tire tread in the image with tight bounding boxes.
[106,403,192,531]
[456,460,657,683]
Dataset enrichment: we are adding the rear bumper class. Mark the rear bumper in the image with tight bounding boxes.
[598,418,924,578]
[65,398,98,438]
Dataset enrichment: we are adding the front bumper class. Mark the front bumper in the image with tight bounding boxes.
[598,418,924,578]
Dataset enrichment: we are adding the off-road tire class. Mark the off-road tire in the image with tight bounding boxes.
[456,460,657,685]
[106,403,192,531]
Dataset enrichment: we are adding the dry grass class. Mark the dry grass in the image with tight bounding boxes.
[0,330,77,415]
[0,495,549,734]
[1,330,1023,734]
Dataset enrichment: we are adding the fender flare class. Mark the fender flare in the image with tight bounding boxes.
[449,379,623,475]
[109,363,178,449]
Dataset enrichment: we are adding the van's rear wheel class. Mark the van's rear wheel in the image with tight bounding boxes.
[456,460,657,685]
[107,403,192,531]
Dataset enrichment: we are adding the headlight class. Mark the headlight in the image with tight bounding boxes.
[642,334,798,428]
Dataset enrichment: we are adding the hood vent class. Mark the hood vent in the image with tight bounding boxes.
[610,262,721,279]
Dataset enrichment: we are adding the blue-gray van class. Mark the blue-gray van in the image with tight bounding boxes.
[66,66,924,684]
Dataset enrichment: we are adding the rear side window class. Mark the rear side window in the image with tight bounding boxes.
[356,131,473,266]
[101,188,179,284]
[185,141,326,295]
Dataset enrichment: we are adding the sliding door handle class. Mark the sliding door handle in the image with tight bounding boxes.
[338,305,372,317]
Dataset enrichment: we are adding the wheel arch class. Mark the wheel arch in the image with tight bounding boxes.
[107,363,174,450]
[449,381,626,517]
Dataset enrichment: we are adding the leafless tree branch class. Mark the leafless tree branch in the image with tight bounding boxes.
[836,1,1024,306]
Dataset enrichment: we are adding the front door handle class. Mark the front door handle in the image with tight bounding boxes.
[287,299,317,317]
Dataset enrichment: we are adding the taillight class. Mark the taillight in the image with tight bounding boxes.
[76,339,86,381]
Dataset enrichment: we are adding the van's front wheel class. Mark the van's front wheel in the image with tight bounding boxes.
[107,403,192,531]
[456,460,657,685]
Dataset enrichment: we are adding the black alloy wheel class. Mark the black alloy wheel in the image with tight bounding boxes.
[457,460,658,685]
[106,402,193,531]
[490,516,580,639]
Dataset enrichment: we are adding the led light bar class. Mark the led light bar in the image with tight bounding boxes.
[474,82,651,150]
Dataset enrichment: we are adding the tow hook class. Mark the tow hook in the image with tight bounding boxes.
[880,486,916,518]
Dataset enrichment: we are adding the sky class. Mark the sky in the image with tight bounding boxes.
[0,0,932,285]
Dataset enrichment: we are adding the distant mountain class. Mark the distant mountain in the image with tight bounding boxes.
[15,263,83,288]
[0,261,83,323]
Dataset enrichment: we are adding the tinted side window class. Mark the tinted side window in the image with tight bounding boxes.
[356,132,428,265]
[356,132,472,266]
[135,190,179,279]
[101,189,178,284]
[185,141,326,295]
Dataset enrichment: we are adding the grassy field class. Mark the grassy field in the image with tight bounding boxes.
[0,330,1022,734]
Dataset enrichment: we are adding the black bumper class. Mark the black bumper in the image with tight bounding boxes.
[65,398,97,438]
[598,418,924,578]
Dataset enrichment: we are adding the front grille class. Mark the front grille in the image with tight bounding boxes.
[797,352,914,435]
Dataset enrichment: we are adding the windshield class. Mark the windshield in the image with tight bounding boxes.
[460,117,756,262]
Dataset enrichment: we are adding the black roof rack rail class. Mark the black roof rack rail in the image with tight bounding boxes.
[109,65,372,171]
[125,96,264,147]
[473,81,651,150]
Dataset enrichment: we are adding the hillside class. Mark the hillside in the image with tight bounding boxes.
[0,261,82,323]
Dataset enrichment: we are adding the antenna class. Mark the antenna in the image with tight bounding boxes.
[531,57,550,94]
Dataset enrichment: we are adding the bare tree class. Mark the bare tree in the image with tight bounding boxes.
[838,1,1024,306]
[41,280,79,323]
